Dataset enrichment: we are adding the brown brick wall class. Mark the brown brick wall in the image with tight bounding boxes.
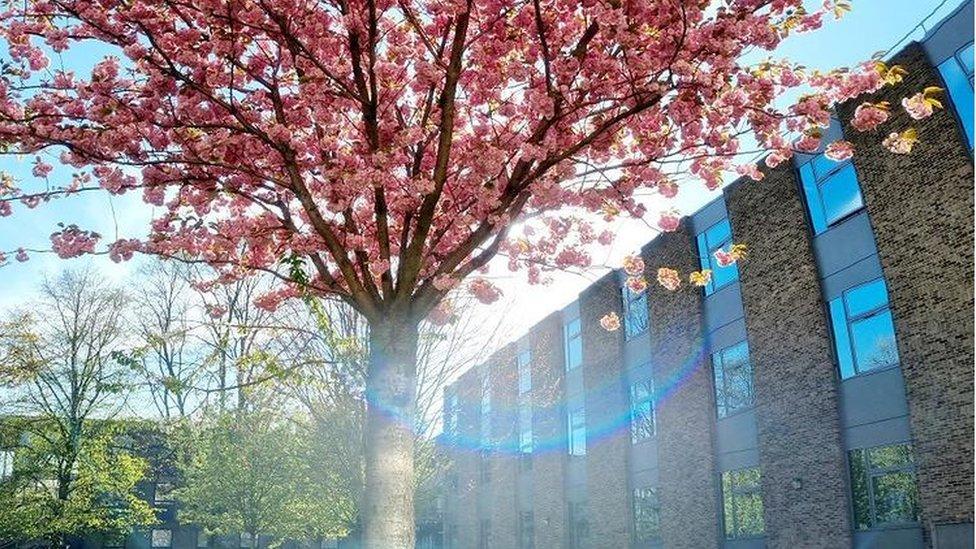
[579,274,631,548]
[642,225,721,549]
[726,166,853,547]
[838,43,975,535]
[529,313,568,549]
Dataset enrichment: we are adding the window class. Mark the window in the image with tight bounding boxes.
[0,450,12,479]
[849,443,920,530]
[479,519,491,549]
[481,372,492,445]
[151,530,172,549]
[240,533,254,549]
[517,350,532,395]
[154,482,175,505]
[519,405,533,456]
[568,501,589,549]
[829,278,900,379]
[564,318,582,372]
[721,467,765,539]
[622,284,649,339]
[712,341,754,418]
[196,531,210,548]
[629,378,656,443]
[444,392,459,440]
[799,155,864,235]
[479,451,491,485]
[103,534,126,549]
[518,511,534,549]
[567,405,586,456]
[696,219,739,294]
[632,487,661,542]
[939,41,974,149]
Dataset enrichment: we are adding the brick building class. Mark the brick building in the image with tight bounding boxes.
[440,3,974,548]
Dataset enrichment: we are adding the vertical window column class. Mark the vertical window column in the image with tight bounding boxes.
[629,377,656,443]
[564,318,582,372]
[696,219,740,295]
[632,486,661,542]
[938,41,975,149]
[828,278,900,380]
[849,443,920,530]
[567,405,586,457]
[517,350,533,465]
[712,341,755,418]
[622,285,649,339]
[721,467,766,539]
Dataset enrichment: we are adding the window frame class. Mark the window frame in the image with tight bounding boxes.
[632,486,662,542]
[629,377,656,444]
[720,467,766,540]
[830,278,900,380]
[799,155,866,236]
[696,219,739,295]
[712,341,755,419]
[622,284,649,340]
[938,40,975,150]
[564,318,583,372]
[848,443,920,531]
[567,405,586,457]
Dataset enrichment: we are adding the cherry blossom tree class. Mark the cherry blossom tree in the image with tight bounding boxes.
[0,0,928,545]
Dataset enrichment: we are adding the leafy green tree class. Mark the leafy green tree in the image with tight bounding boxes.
[0,423,156,544]
[175,411,355,544]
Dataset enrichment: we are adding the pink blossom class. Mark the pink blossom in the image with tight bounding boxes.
[736,164,764,182]
[851,102,890,132]
[15,248,28,262]
[205,304,227,318]
[427,301,455,326]
[824,141,854,162]
[32,157,53,178]
[714,250,735,267]
[625,276,648,294]
[657,179,679,198]
[656,268,681,291]
[469,278,502,304]
[599,312,621,332]
[50,225,100,259]
[108,238,140,262]
[795,134,821,153]
[882,129,919,155]
[657,211,681,232]
[622,254,645,276]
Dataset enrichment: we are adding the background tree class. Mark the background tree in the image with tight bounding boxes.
[0,0,906,544]
[0,270,155,544]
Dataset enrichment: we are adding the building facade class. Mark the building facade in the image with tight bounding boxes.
[440,4,974,548]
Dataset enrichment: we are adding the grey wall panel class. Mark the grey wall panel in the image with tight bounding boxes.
[691,197,729,234]
[716,410,759,455]
[716,447,761,472]
[630,459,659,486]
[566,457,586,489]
[821,253,885,301]
[853,526,924,549]
[839,367,911,428]
[518,470,533,509]
[723,536,767,549]
[623,332,652,368]
[561,300,580,320]
[704,282,745,333]
[812,212,878,278]
[921,0,974,65]
[708,318,748,354]
[844,415,913,451]
[566,368,585,398]
[933,522,975,548]
[630,439,660,475]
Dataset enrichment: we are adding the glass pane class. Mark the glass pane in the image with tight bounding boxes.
[939,56,975,149]
[866,444,913,469]
[829,298,857,379]
[565,320,582,371]
[872,471,920,525]
[152,531,172,549]
[850,310,900,373]
[849,449,872,530]
[735,491,766,536]
[713,352,728,418]
[811,153,845,181]
[958,42,974,76]
[633,487,661,541]
[705,220,732,248]
[518,351,532,394]
[724,361,754,414]
[709,246,739,291]
[568,408,586,456]
[819,164,863,225]
[722,472,736,537]
[624,290,649,339]
[800,162,828,235]
[844,279,889,318]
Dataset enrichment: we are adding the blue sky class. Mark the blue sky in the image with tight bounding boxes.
[0,0,967,329]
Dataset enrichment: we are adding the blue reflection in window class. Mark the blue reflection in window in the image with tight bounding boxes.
[567,406,586,456]
[829,278,900,379]
[938,41,974,150]
[696,218,739,295]
[622,285,649,340]
[800,158,864,235]
[564,318,582,372]
[517,350,532,395]
[712,341,754,418]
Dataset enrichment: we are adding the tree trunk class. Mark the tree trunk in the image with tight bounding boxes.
[361,315,419,549]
